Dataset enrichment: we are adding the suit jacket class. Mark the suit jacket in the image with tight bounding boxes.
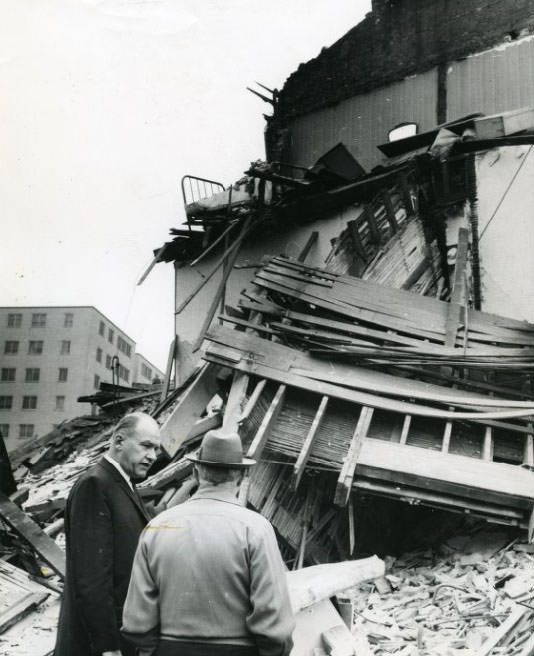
[54,458,151,656]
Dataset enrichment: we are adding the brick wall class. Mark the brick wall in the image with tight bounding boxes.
[273,0,534,126]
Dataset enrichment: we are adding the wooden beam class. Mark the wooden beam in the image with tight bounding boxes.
[239,379,267,424]
[0,491,65,578]
[399,415,411,445]
[193,217,253,351]
[137,243,168,286]
[364,204,381,244]
[445,227,469,348]
[381,190,399,233]
[441,421,453,454]
[159,363,220,457]
[246,384,286,460]
[482,426,494,461]
[335,407,374,507]
[222,371,249,432]
[298,231,319,263]
[399,172,415,216]
[522,425,534,470]
[160,336,177,403]
[349,221,367,261]
[292,396,329,491]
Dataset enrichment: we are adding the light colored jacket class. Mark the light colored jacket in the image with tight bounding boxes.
[122,483,295,656]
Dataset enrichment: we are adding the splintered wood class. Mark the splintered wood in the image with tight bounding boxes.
[345,531,534,656]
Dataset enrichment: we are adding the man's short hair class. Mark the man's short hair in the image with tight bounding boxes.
[113,412,144,440]
[197,463,242,485]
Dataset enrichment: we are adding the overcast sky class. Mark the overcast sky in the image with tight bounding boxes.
[1,0,371,370]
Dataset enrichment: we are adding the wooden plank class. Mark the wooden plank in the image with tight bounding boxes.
[399,415,411,445]
[292,396,329,491]
[442,421,453,454]
[321,625,356,656]
[335,407,374,507]
[0,491,66,578]
[445,227,469,347]
[482,427,494,461]
[159,363,220,457]
[205,330,534,422]
[246,384,286,460]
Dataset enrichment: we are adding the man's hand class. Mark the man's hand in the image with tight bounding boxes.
[102,651,122,656]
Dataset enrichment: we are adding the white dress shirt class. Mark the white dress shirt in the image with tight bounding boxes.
[104,454,133,491]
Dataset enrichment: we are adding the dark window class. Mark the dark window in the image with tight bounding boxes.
[19,424,34,438]
[108,328,114,344]
[31,313,47,327]
[58,367,68,382]
[99,321,105,336]
[0,396,13,409]
[105,354,112,369]
[64,312,74,327]
[28,341,43,355]
[4,341,19,354]
[96,347,103,363]
[7,313,22,328]
[25,368,40,382]
[22,395,37,410]
[94,374,100,389]
[1,368,16,382]
[118,365,130,383]
[60,340,71,355]
[117,336,132,358]
[55,396,65,411]
[0,424,9,437]
[141,363,152,380]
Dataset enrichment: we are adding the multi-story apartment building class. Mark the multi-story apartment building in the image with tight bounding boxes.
[0,307,163,452]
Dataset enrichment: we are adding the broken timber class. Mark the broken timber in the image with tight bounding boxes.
[0,491,66,578]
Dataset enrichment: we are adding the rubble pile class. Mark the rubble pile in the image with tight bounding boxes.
[348,529,534,655]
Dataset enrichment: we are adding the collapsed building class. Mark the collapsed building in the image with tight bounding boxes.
[2,1,534,654]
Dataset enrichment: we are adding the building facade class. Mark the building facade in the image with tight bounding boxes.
[0,307,162,452]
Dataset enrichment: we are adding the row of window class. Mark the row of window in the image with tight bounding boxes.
[1,367,41,382]
[4,340,71,355]
[97,320,131,357]
[0,368,68,386]
[6,312,74,328]
[0,394,65,410]
[141,363,153,380]
[0,423,35,439]
[95,348,130,382]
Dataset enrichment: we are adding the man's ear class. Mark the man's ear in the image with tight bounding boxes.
[113,432,124,449]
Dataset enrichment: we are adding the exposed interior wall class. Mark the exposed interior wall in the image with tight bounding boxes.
[446,35,534,121]
[174,211,358,384]
[282,70,437,171]
[475,145,534,321]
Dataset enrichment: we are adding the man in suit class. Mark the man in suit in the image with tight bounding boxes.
[122,429,295,656]
[54,411,161,656]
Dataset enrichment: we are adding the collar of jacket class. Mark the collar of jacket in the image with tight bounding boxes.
[190,483,242,506]
[98,457,151,521]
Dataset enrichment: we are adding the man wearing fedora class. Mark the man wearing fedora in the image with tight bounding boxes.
[121,429,295,656]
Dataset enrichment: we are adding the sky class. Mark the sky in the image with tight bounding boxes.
[0,0,371,370]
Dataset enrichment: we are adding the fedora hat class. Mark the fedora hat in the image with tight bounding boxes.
[186,429,256,468]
